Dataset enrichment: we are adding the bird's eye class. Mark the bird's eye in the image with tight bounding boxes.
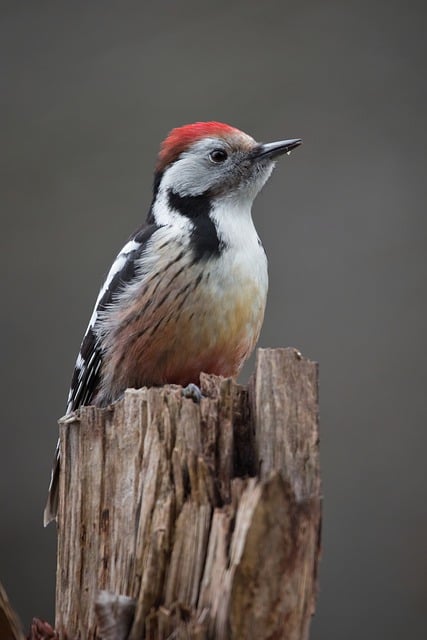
[209,149,228,163]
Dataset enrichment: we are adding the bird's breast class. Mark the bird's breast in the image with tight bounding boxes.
[184,247,268,372]
[97,233,268,400]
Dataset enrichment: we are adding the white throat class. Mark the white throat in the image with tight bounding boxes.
[210,196,260,250]
[209,196,268,300]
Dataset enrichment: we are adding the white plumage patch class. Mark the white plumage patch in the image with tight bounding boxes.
[87,240,143,329]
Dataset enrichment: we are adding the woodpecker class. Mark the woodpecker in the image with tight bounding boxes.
[44,121,302,525]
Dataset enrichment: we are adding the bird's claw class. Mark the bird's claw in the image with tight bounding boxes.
[182,383,203,403]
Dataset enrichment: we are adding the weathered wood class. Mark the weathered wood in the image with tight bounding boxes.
[55,347,321,640]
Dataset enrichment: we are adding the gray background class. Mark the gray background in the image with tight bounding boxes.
[1,1,426,638]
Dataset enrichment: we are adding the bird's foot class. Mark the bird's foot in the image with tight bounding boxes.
[182,383,203,403]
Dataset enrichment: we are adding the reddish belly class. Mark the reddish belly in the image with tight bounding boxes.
[99,265,266,400]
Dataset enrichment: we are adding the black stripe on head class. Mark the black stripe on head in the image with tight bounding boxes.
[153,170,163,197]
[147,170,164,224]
[167,188,223,261]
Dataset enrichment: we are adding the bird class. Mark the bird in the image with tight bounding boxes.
[44,121,302,525]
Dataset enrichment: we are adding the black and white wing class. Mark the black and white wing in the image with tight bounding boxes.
[43,223,158,526]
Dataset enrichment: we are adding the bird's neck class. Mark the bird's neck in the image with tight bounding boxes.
[209,195,260,252]
[150,183,264,266]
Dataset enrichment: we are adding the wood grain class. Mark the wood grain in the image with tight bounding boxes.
[55,348,321,639]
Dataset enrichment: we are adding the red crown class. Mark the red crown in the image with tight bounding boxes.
[157,121,239,171]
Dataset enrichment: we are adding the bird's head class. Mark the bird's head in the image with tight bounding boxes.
[148,122,301,251]
[153,121,301,204]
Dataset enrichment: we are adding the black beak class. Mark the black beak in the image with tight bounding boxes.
[254,138,302,161]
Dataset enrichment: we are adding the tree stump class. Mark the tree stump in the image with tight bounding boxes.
[55,348,321,639]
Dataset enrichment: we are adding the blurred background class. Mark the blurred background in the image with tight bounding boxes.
[1,1,426,638]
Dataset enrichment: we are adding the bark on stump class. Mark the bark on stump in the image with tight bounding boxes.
[55,347,321,640]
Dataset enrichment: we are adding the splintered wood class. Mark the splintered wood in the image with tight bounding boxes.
[55,348,321,640]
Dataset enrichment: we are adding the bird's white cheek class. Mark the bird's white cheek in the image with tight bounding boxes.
[162,159,214,197]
